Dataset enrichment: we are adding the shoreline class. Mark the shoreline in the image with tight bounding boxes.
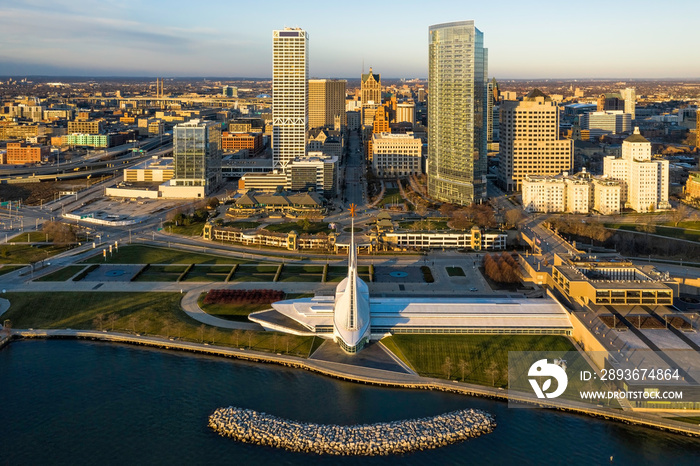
[3,329,700,439]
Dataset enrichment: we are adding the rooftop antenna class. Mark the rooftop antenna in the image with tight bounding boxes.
[362,58,364,75]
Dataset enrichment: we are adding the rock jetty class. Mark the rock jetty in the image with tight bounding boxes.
[208,406,495,455]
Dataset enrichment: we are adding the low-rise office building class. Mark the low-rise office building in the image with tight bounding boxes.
[371,132,422,178]
[3,142,50,164]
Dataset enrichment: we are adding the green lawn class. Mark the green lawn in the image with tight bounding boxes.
[34,265,86,282]
[446,266,465,277]
[278,264,324,282]
[198,292,314,322]
[133,265,188,282]
[223,221,261,229]
[163,221,205,236]
[0,243,73,265]
[605,223,700,243]
[229,264,278,282]
[2,291,317,358]
[82,245,251,265]
[667,416,700,425]
[181,265,233,282]
[264,222,331,234]
[326,265,371,283]
[0,265,24,276]
[9,231,49,243]
[377,188,403,207]
[383,334,575,386]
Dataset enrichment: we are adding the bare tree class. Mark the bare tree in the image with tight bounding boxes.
[244,330,255,349]
[486,361,500,387]
[128,315,138,333]
[458,359,470,382]
[672,204,691,227]
[92,313,105,331]
[198,324,206,343]
[106,314,118,331]
[504,209,523,228]
[232,329,243,347]
[441,356,454,379]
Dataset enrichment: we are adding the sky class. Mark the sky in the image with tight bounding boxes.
[1,0,699,79]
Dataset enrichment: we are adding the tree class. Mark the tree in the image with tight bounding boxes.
[244,330,255,349]
[458,359,470,382]
[671,204,691,227]
[297,218,312,232]
[441,356,454,379]
[198,324,206,343]
[128,315,138,333]
[486,361,500,386]
[504,209,523,228]
[92,313,105,331]
[106,314,118,331]
[207,197,220,209]
[232,329,243,347]
[42,221,77,244]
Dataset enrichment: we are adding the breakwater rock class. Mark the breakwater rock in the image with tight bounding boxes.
[208,406,496,455]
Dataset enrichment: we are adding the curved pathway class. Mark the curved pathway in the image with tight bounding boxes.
[180,289,263,330]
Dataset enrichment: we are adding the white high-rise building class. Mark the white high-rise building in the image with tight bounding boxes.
[620,87,636,120]
[603,127,670,212]
[272,27,308,171]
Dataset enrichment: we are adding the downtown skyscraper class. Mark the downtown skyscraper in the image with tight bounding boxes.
[272,28,308,170]
[427,21,488,205]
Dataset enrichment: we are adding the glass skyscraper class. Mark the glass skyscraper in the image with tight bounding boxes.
[427,21,488,205]
[173,119,222,195]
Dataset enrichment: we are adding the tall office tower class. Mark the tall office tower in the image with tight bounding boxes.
[620,87,636,120]
[498,89,573,191]
[308,79,347,129]
[361,67,381,126]
[272,27,308,171]
[172,119,222,195]
[427,20,488,205]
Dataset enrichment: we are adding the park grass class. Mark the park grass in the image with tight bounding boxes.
[198,292,314,322]
[667,416,700,425]
[605,223,700,243]
[230,264,278,282]
[163,221,205,236]
[133,265,187,282]
[181,265,233,282]
[264,222,331,234]
[224,221,261,229]
[278,264,324,282]
[384,334,575,386]
[8,231,49,243]
[326,265,371,283]
[377,188,404,208]
[0,265,23,276]
[34,265,86,282]
[82,244,251,265]
[446,266,466,277]
[0,242,73,265]
[2,291,316,358]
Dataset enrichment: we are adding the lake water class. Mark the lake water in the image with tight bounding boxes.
[2,340,700,465]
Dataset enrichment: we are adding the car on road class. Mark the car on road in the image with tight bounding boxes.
[469,287,478,292]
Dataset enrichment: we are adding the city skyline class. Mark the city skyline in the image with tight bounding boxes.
[2,0,700,79]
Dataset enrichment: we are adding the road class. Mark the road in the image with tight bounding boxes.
[343,129,366,208]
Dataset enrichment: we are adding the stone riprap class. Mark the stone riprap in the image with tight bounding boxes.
[208,406,496,455]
